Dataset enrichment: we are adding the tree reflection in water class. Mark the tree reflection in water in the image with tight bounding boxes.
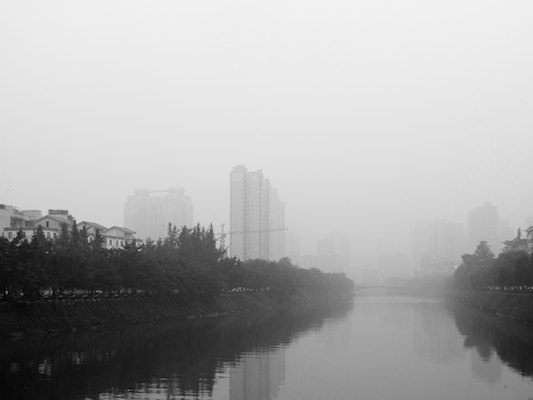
[451,302,533,381]
[0,302,352,400]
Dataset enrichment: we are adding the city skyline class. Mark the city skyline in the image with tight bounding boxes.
[2,1,533,398]
[3,1,533,272]
[3,192,530,271]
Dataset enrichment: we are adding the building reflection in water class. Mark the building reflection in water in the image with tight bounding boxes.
[470,349,502,384]
[412,301,465,364]
[412,300,522,384]
[0,302,352,400]
[229,347,285,400]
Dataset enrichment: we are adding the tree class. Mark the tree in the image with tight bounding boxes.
[0,237,12,297]
[27,226,53,296]
[455,241,495,289]
[58,222,70,247]
[79,226,89,247]
[71,220,80,246]
[0,222,355,301]
[91,229,105,250]
[494,251,531,287]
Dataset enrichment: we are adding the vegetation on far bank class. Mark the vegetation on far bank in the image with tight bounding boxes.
[0,223,353,302]
[454,241,533,291]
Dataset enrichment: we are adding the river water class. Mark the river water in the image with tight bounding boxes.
[2,292,533,399]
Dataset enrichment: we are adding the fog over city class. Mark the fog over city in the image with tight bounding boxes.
[4,2,533,400]
[2,0,533,279]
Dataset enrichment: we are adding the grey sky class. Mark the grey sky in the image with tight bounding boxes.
[2,0,533,267]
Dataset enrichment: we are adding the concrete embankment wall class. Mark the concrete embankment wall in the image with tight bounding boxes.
[450,290,533,325]
[0,289,352,339]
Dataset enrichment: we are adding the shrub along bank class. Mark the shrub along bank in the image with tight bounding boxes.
[0,287,353,339]
[449,289,533,325]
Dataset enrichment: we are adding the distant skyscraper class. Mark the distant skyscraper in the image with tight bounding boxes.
[316,232,351,274]
[285,232,301,260]
[124,187,193,241]
[411,220,465,275]
[467,202,499,253]
[379,253,411,280]
[230,165,285,261]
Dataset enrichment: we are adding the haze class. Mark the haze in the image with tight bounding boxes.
[2,0,533,277]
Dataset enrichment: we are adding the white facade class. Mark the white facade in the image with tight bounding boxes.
[1,204,42,239]
[124,187,193,241]
[3,211,69,241]
[2,207,140,249]
[230,165,285,261]
[77,221,107,236]
[103,226,138,249]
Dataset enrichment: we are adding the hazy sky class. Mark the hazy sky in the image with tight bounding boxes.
[2,0,533,266]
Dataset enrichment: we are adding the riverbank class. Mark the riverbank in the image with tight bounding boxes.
[398,275,533,327]
[448,289,533,325]
[0,289,353,339]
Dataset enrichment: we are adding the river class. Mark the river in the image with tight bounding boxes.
[1,291,533,399]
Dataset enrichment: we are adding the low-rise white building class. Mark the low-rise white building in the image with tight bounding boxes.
[103,226,140,249]
[1,204,42,240]
[3,208,141,249]
[77,221,108,243]
[3,210,72,241]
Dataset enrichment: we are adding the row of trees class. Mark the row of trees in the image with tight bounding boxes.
[0,223,353,301]
[454,241,533,290]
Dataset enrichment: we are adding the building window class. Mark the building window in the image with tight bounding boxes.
[46,232,50,238]
[46,221,49,228]
[53,232,57,238]
[8,232,12,239]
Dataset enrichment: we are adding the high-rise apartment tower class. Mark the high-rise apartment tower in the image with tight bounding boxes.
[467,202,499,253]
[230,165,285,261]
[124,187,193,241]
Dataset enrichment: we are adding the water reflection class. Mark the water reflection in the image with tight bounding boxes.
[0,302,351,400]
[451,302,533,380]
[4,297,533,400]
[412,300,464,364]
[230,348,285,400]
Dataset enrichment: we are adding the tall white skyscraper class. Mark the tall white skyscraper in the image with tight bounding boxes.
[124,187,193,241]
[230,165,285,261]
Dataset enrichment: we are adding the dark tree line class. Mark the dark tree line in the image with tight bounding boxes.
[454,241,533,290]
[0,223,353,301]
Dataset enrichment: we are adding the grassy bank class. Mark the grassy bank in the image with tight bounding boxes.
[0,288,353,339]
[449,289,533,325]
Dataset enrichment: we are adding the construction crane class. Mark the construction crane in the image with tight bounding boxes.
[217,224,288,253]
